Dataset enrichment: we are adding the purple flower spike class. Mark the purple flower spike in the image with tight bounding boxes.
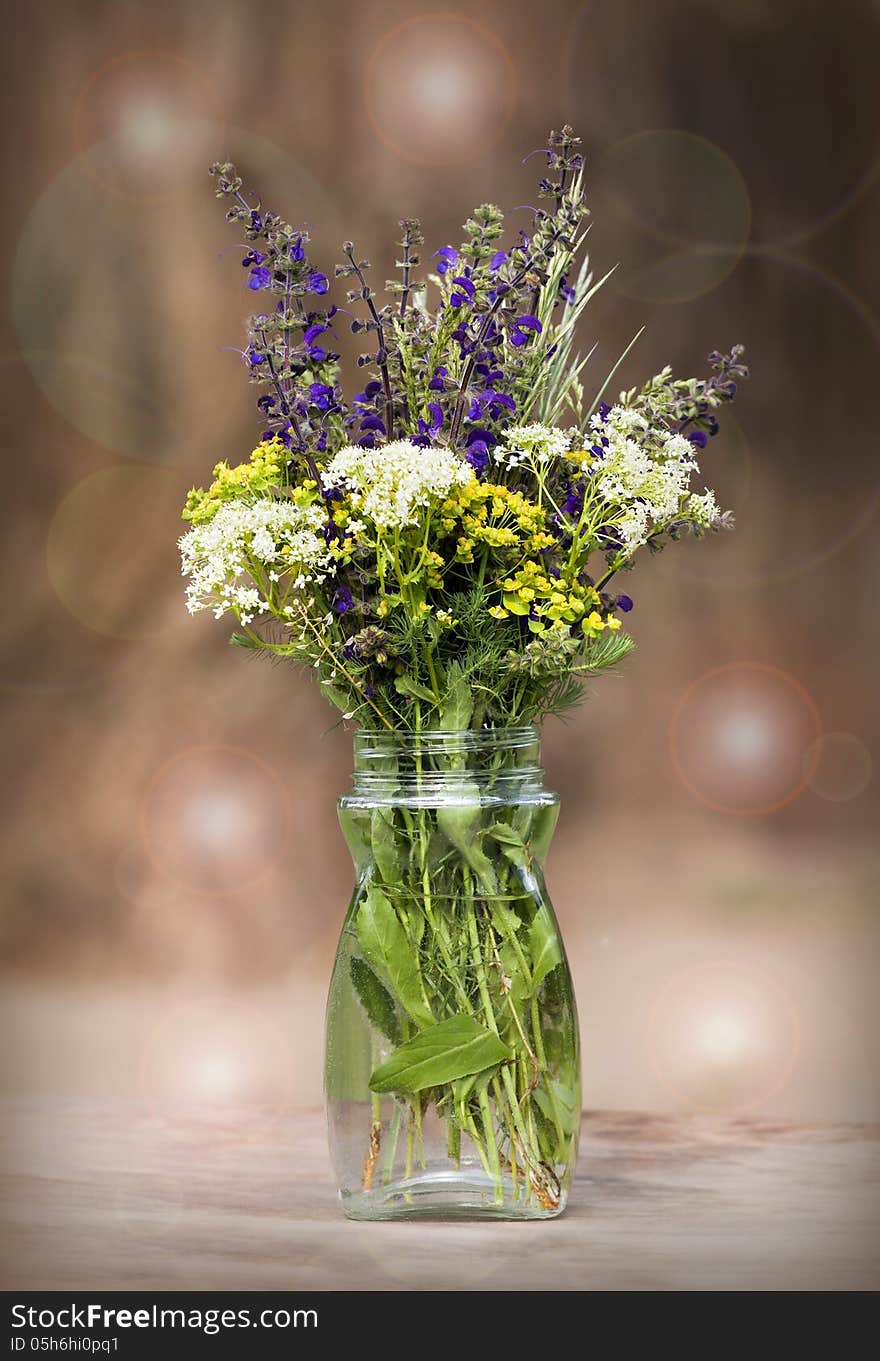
[308,271,329,295]
[248,265,272,290]
[333,586,355,615]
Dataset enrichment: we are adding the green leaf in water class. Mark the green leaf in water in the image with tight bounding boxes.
[485,821,530,869]
[370,806,404,884]
[356,885,433,1027]
[529,805,559,864]
[533,1078,580,1139]
[369,1013,511,1093]
[529,904,563,991]
[350,956,401,1046]
[437,798,497,889]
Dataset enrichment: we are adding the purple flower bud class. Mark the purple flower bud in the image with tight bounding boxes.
[248,350,266,365]
[686,429,708,448]
[617,594,634,613]
[291,236,305,262]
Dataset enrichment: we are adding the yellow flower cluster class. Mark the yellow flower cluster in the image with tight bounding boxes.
[490,561,621,635]
[438,482,554,564]
[182,439,290,525]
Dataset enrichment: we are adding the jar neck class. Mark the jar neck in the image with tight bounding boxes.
[348,725,547,802]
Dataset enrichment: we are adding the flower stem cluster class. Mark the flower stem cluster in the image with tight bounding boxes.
[184,130,749,731]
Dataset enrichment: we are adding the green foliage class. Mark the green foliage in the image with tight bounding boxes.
[350,956,401,1046]
[368,1013,511,1094]
[356,885,434,1027]
[185,129,746,737]
[529,905,564,992]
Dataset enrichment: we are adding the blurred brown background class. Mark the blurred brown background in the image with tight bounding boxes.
[1,0,878,1135]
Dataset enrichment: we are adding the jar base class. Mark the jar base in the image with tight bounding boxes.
[339,1168,567,1222]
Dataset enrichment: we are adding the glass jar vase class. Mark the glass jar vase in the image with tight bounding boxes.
[325,726,580,1221]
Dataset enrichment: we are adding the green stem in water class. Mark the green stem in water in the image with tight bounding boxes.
[383,1103,403,1186]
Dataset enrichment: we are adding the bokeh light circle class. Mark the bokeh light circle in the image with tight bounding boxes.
[668,663,822,816]
[565,0,880,249]
[647,959,800,1114]
[803,732,873,803]
[140,744,293,897]
[592,130,751,303]
[139,996,293,1146]
[46,464,183,640]
[664,252,880,587]
[14,126,339,462]
[364,14,517,166]
[72,50,225,201]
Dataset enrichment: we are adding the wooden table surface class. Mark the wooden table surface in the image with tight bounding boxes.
[1,1098,878,1291]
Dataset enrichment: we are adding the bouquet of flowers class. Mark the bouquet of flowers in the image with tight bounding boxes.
[180,126,747,1215]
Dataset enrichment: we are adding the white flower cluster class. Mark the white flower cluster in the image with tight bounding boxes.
[179,499,332,625]
[591,405,719,551]
[322,440,472,531]
[685,488,720,527]
[495,422,571,467]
